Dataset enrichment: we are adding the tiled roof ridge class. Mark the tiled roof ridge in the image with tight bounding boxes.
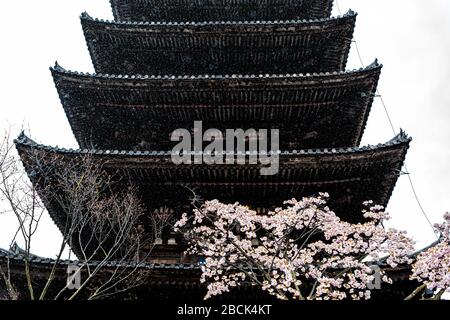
[14,130,411,158]
[82,8,354,27]
[51,59,381,81]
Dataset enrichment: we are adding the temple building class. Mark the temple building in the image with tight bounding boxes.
[1,0,418,300]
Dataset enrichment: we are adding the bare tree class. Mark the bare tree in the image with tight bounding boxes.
[0,128,44,300]
[151,206,176,242]
[0,128,153,300]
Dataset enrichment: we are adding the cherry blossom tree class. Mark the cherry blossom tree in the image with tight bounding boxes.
[408,213,450,300]
[175,194,416,300]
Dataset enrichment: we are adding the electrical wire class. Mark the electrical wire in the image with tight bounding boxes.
[335,0,438,239]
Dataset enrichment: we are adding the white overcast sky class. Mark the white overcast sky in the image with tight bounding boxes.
[1,0,450,258]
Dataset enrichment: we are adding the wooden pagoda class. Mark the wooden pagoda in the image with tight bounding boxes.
[1,0,415,300]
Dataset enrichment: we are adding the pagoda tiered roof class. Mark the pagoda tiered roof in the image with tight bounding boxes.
[0,245,418,301]
[51,61,381,150]
[109,0,335,23]
[16,132,410,236]
[81,11,356,75]
[6,0,417,300]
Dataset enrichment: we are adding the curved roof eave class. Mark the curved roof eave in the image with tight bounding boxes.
[14,131,411,159]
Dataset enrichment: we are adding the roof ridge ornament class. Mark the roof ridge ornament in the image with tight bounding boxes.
[388,129,411,144]
[368,59,380,68]
[80,11,92,20]
[52,61,65,72]
[346,9,356,17]
[14,131,32,145]
[397,129,410,141]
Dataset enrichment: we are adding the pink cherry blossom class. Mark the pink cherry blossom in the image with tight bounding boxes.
[175,194,416,300]
[411,213,450,296]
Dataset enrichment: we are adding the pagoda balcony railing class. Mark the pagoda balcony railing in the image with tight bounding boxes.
[110,0,334,23]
